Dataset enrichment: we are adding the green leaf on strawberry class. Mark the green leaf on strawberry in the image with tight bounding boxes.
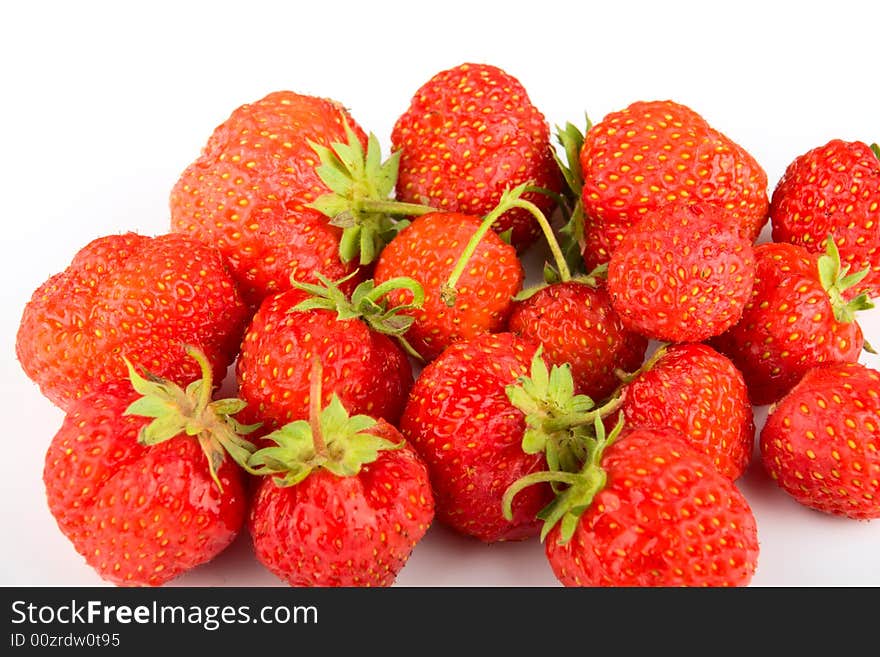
[123,346,261,491]
[309,122,436,266]
[248,363,403,487]
[817,235,875,323]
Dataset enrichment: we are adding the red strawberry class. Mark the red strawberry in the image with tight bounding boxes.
[606,203,756,342]
[170,91,375,307]
[505,423,759,587]
[619,343,755,480]
[770,140,880,300]
[373,187,527,361]
[17,232,248,412]
[43,349,256,586]
[760,361,880,519]
[247,373,434,587]
[236,275,416,432]
[509,280,646,401]
[711,240,871,405]
[391,62,562,250]
[506,192,647,401]
[400,333,619,542]
[579,100,768,270]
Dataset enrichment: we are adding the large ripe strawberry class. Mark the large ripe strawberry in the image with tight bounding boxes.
[606,202,756,342]
[619,343,754,480]
[247,373,434,587]
[236,275,417,432]
[771,140,880,300]
[505,423,759,587]
[761,361,880,519]
[578,100,768,270]
[400,333,620,542]
[373,186,527,361]
[17,232,248,412]
[43,348,256,586]
[170,91,387,307]
[391,62,562,250]
[711,240,871,405]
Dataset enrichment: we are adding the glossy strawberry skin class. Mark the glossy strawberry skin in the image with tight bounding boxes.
[770,139,880,300]
[761,362,880,519]
[391,62,562,250]
[248,420,434,587]
[620,343,754,480]
[170,91,368,307]
[546,428,759,587]
[711,242,863,405]
[607,203,756,342]
[399,333,550,542]
[373,211,524,361]
[44,392,247,586]
[580,100,768,270]
[236,288,413,432]
[17,233,248,412]
[508,281,647,401]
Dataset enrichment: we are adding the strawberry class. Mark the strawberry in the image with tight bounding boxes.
[373,186,528,361]
[391,62,562,250]
[619,343,755,480]
[43,348,257,586]
[509,280,647,401]
[578,100,768,270]
[504,422,759,587]
[236,274,418,432]
[606,203,756,342]
[760,361,880,519]
[17,232,248,412]
[171,91,403,307]
[770,140,880,300]
[711,240,871,405]
[247,368,434,586]
[400,333,620,542]
[506,191,647,401]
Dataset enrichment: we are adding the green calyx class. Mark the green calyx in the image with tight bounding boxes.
[552,118,592,278]
[817,235,875,323]
[501,349,625,542]
[871,143,880,162]
[308,122,435,266]
[291,272,425,360]
[123,347,261,491]
[247,363,402,487]
[502,414,624,544]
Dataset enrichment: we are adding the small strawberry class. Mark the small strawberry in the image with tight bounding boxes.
[171,92,429,306]
[760,361,880,519]
[391,62,563,250]
[400,333,620,542]
[373,185,529,361]
[506,188,647,401]
[247,367,434,587]
[618,343,755,480]
[43,348,257,586]
[504,421,760,587]
[236,274,419,432]
[712,240,872,405]
[578,100,768,270]
[770,140,880,300]
[606,203,756,342]
[17,232,248,412]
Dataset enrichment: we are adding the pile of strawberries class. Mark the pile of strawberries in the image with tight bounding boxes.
[16,62,880,587]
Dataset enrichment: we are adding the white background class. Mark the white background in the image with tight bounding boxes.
[2,0,879,587]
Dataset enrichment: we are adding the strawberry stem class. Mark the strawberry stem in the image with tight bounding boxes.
[441,183,529,307]
[308,360,327,458]
[509,197,571,282]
